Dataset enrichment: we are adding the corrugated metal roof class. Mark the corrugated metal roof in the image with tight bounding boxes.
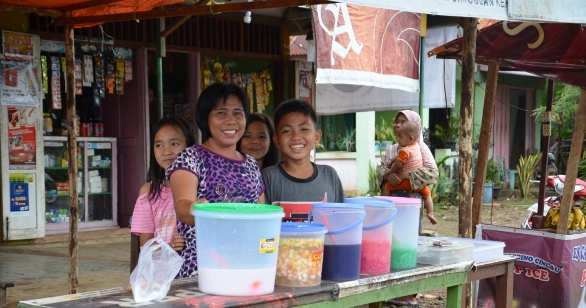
[289,35,308,56]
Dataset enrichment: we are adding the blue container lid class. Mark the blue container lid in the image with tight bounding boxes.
[281,222,327,233]
[312,202,364,209]
[344,197,395,208]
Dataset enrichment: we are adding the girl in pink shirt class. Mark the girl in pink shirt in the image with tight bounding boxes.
[131,116,195,251]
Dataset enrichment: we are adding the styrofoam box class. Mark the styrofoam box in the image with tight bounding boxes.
[420,236,505,263]
[417,238,474,265]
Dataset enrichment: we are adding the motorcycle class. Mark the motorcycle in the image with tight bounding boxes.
[522,153,586,229]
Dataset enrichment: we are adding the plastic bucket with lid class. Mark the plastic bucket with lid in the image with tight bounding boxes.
[310,203,366,281]
[272,201,313,222]
[345,197,397,275]
[276,222,327,287]
[192,203,284,296]
[375,196,422,269]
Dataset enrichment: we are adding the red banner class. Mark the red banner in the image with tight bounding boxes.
[313,4,420,90]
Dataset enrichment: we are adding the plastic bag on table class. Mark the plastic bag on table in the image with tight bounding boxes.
[129,237,182,303]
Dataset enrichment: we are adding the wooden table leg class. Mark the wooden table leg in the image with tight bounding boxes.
[0,282,14,308]
[494,260,514,308]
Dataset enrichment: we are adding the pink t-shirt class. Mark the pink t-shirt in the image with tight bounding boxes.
[398,143,423,172]
[130,185,177,244]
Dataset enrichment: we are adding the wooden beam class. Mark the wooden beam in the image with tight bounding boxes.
[556,88,586,234]
[284,11,312,20]
[472,60,499,236]
[56,0,330,26]
[161,15,192,38]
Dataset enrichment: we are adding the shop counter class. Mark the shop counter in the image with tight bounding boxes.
[18,256,515,308]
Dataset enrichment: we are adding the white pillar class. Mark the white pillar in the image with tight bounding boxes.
[356,111,376,193]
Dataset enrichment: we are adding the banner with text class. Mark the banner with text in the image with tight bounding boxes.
[479,225,586,308]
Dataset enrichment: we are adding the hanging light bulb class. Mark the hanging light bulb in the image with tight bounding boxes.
[243,11,252,24]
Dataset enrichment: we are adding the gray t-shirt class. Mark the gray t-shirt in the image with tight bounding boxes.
[262,163,345,204]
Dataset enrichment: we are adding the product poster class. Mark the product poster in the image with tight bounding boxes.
[10,173,34,217]
[7,106,37,165]
[298,61,314,106]
[1,31,41,107]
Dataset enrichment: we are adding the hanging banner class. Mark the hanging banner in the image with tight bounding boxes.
[313,4,421,114]
[314,4,420,91]
[7,106,37,165]
[421,26,457,109]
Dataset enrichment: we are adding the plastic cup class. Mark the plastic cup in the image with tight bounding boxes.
[192,203,284,296]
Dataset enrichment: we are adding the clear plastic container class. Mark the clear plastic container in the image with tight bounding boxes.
[417,238,474,265]
[311,203,365,281]
[375,196,421,269]
[345,197,397,275]
[276,222,327,287]
[423,236,505,263]
[192,203,284,296]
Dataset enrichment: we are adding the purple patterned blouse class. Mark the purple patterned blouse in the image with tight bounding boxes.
[166,144,265,278]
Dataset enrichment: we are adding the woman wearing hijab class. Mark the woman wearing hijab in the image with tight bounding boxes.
[381,110,439,190]
[380,110,439,308]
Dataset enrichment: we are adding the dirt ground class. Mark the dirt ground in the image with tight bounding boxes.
[1,191,539,308]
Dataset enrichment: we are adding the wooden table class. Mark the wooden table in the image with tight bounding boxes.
[18,256,515,308]
[465,256,515,308]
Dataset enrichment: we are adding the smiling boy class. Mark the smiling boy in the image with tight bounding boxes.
[262,99,345,204]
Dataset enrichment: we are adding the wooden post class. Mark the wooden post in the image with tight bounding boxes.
[64,24,79,294]
[534,80,554,228]
[458,17,477,240]
[556,88,586,234]
[458,17,477,308]
[472,60,499,236]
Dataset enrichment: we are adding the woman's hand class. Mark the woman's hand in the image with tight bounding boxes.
[386,172,401,186]
[170,235,185,252]
[386,169,409,186]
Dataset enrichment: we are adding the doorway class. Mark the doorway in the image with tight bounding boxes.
[508,89,528,169]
